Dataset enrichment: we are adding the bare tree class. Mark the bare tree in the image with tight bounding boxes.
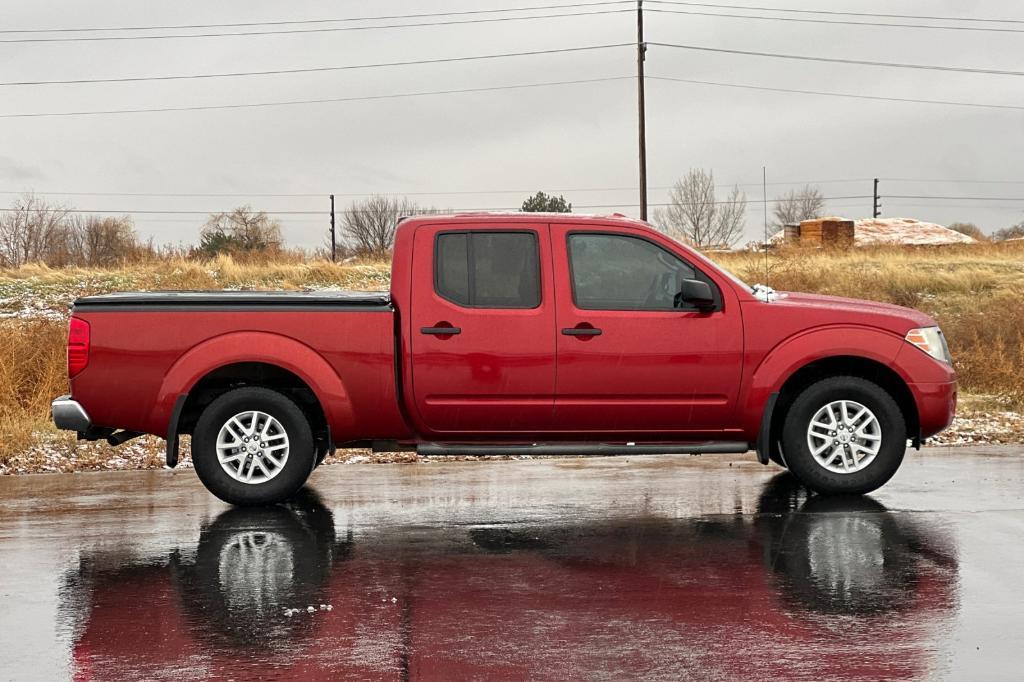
[772,185,826,229]
[947,222,988,241]
[197,206,282,257]
[992,222,1024,242]
[654,169,747,248]
[341,195,425,257]
[75,215,139,265]
[0,193,72,266]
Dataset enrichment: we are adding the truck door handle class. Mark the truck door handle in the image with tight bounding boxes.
[421,325,461,335]
[562,326,602,336]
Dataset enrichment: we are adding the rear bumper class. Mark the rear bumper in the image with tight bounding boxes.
[910,380,957,439]
[52,395,92,432]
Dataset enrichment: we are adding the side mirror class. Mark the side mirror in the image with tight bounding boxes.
[678,279,715,311]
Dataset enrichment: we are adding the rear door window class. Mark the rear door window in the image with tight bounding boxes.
[435,232,541,308]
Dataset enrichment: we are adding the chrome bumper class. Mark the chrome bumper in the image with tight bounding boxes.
[52,395,92,432]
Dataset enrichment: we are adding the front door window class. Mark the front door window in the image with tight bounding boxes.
[567,233,719,312]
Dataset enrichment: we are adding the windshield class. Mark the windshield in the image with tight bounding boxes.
[709,259,755,294]
[646,228,755,294]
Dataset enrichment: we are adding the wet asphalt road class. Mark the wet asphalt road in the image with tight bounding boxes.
[1,447,1022,681]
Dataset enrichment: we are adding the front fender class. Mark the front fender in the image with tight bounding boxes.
[742,325,907,435]
[150,331,354,438]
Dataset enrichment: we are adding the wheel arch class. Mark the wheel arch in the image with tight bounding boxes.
[768,355,920,461]
[178,362,329,442]
[153,331,354,443]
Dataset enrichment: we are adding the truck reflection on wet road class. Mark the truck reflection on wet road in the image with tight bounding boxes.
[1,449,1020,680]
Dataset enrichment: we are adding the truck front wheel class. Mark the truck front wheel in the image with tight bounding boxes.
[781,376,907,495]
[192,387,316,505]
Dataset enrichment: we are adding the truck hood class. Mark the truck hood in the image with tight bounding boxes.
[767,291,936,332]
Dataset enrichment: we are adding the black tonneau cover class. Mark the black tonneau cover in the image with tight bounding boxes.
[72,290,392,312]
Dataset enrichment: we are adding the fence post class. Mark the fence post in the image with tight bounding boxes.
[330,194,336,262]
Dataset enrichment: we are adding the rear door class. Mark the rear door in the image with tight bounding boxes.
[410,222,555,434]
[551,224,744,435]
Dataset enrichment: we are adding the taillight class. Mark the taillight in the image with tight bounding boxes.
[68,317,90,378]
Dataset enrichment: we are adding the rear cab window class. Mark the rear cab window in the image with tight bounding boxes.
[435,231,541,309]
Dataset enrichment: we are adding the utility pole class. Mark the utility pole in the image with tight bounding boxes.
[873,178,881,218]
[329,194,336,262]
[637,0,648,221]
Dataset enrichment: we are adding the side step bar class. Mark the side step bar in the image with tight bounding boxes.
[416,442,750,457]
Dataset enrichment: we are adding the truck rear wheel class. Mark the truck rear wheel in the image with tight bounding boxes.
[193,387,316,506]
[781,376,906,495]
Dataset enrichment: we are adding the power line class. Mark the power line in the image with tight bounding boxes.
[881,203,1024,211]
[0,196,875,215]
[0,189,646,198]
[0,43,630,88]
[647,7,1024,33]
[125,218,332,223]
[0,188,651,198]
[0,179,874,198]
[8,189,1018,204]
[889,195,1024,202]
[881,178,1024,185]
[0,8,631,44]
[651,42,1024,77]
[9,1,1017,36]
[17,204,1019,223]
[0,75,633,119]
[731,178,873,187]
[7,67,1020,119]
[0,208,324,215]
[0,2,631,33]
[648,74,1024,111]
[646,1,1024,25]
[0,191,327,198]
[0,179,873,198]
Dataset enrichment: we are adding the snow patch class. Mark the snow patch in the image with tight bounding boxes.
[768,217,976,247]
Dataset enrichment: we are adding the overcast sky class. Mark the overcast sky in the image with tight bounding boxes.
[1,0,1022,249]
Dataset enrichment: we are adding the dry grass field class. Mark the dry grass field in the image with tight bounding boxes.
[721,242,1024,409]
[1,243,1022,472]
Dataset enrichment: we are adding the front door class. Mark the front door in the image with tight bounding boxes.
[410,223,555,434]
[551,225,744,436]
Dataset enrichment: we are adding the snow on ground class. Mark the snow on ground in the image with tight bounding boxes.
[0,301,66,321]
[768,217,976,247]
[0,275,128,321]
[927,411,1024,446]
[2,411,1019,475]
[0,433,181,475]
[852,218,975,246]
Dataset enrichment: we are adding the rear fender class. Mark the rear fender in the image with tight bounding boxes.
[152,331,353,439]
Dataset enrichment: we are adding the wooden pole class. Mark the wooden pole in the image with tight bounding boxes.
[637,0,648,221]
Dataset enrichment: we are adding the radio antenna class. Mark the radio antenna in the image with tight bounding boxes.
[762,166,769,299]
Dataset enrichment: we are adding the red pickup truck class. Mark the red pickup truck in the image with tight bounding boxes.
[51,213,956,504]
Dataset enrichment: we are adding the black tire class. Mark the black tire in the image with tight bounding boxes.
[781,376,906,495]
[193,387,316,506]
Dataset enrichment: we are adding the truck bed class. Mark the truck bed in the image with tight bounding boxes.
[69,289,408,442]
[73,290,392,310]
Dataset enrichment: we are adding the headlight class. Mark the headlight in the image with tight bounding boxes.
[905,326,951,364]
